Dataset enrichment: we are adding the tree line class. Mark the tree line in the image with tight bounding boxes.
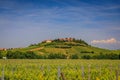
[0,51,120,59]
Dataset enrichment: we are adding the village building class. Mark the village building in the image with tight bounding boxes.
[0,48,7,51]
[42,40,52,43]
[46,40,52,43]
[58,37,74,42]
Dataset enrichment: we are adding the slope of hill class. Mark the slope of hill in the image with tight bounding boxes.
[1,38,120,59]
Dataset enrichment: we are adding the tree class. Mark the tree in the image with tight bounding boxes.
[6,51,25,59]
[70,54,79,59]
[0,51,3,58]
[48,53,66,59]
[119,53,120,59]
[25,51,38,59]
[6,51,13,59]
[81,55,91,59]
[93,52,119,59]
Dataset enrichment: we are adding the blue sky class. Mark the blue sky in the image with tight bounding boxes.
[0,0,120,49]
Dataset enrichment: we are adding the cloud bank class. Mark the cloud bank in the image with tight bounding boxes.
[91,38,120,44]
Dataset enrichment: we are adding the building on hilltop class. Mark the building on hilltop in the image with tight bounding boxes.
[42,40,52,43]
[0,48,7,51]
[46,40,52,43]
[58,37,74,42]
[42,37,75,43]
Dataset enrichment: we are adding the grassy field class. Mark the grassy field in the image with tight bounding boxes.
[0,59,120,80]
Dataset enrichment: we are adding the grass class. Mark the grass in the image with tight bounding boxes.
[7,40,120,58]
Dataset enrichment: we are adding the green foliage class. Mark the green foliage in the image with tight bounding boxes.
[6,51,25,59]
[70,54,79,59]
[29,43,38,47]
[81,55,91,59]
[6,51,13,59]
[119,53,120,59]
[6,51,40,59]
[0,51,3,58]
[81,51,94,53]
[55,45,71,48]
[48,53,66,59]
[0,60,120,80]
[73,39,88,45]
[25,51,38,59]
[4,50,120,59]
[1,38,120,59]
[37,54,47,59]
[93,52,119,59]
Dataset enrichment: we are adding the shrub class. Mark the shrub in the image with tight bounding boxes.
[81,55,91,59]
[0,51,3,58]
[48,53,66,59]
[70,54,79,59]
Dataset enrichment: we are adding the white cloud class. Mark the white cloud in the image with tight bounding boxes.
[91,38,120,44]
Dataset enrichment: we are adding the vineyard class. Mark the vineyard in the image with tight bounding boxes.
[0,59,120,80]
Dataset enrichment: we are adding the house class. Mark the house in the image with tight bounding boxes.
[58,37,74,42]
[0,48,7,51]
[46,40,52,43]
[42,40,52,43]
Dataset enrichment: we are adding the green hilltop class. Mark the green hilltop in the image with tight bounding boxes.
[0,38,120,59]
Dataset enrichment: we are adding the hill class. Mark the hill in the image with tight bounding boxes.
[1,38,120,59]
